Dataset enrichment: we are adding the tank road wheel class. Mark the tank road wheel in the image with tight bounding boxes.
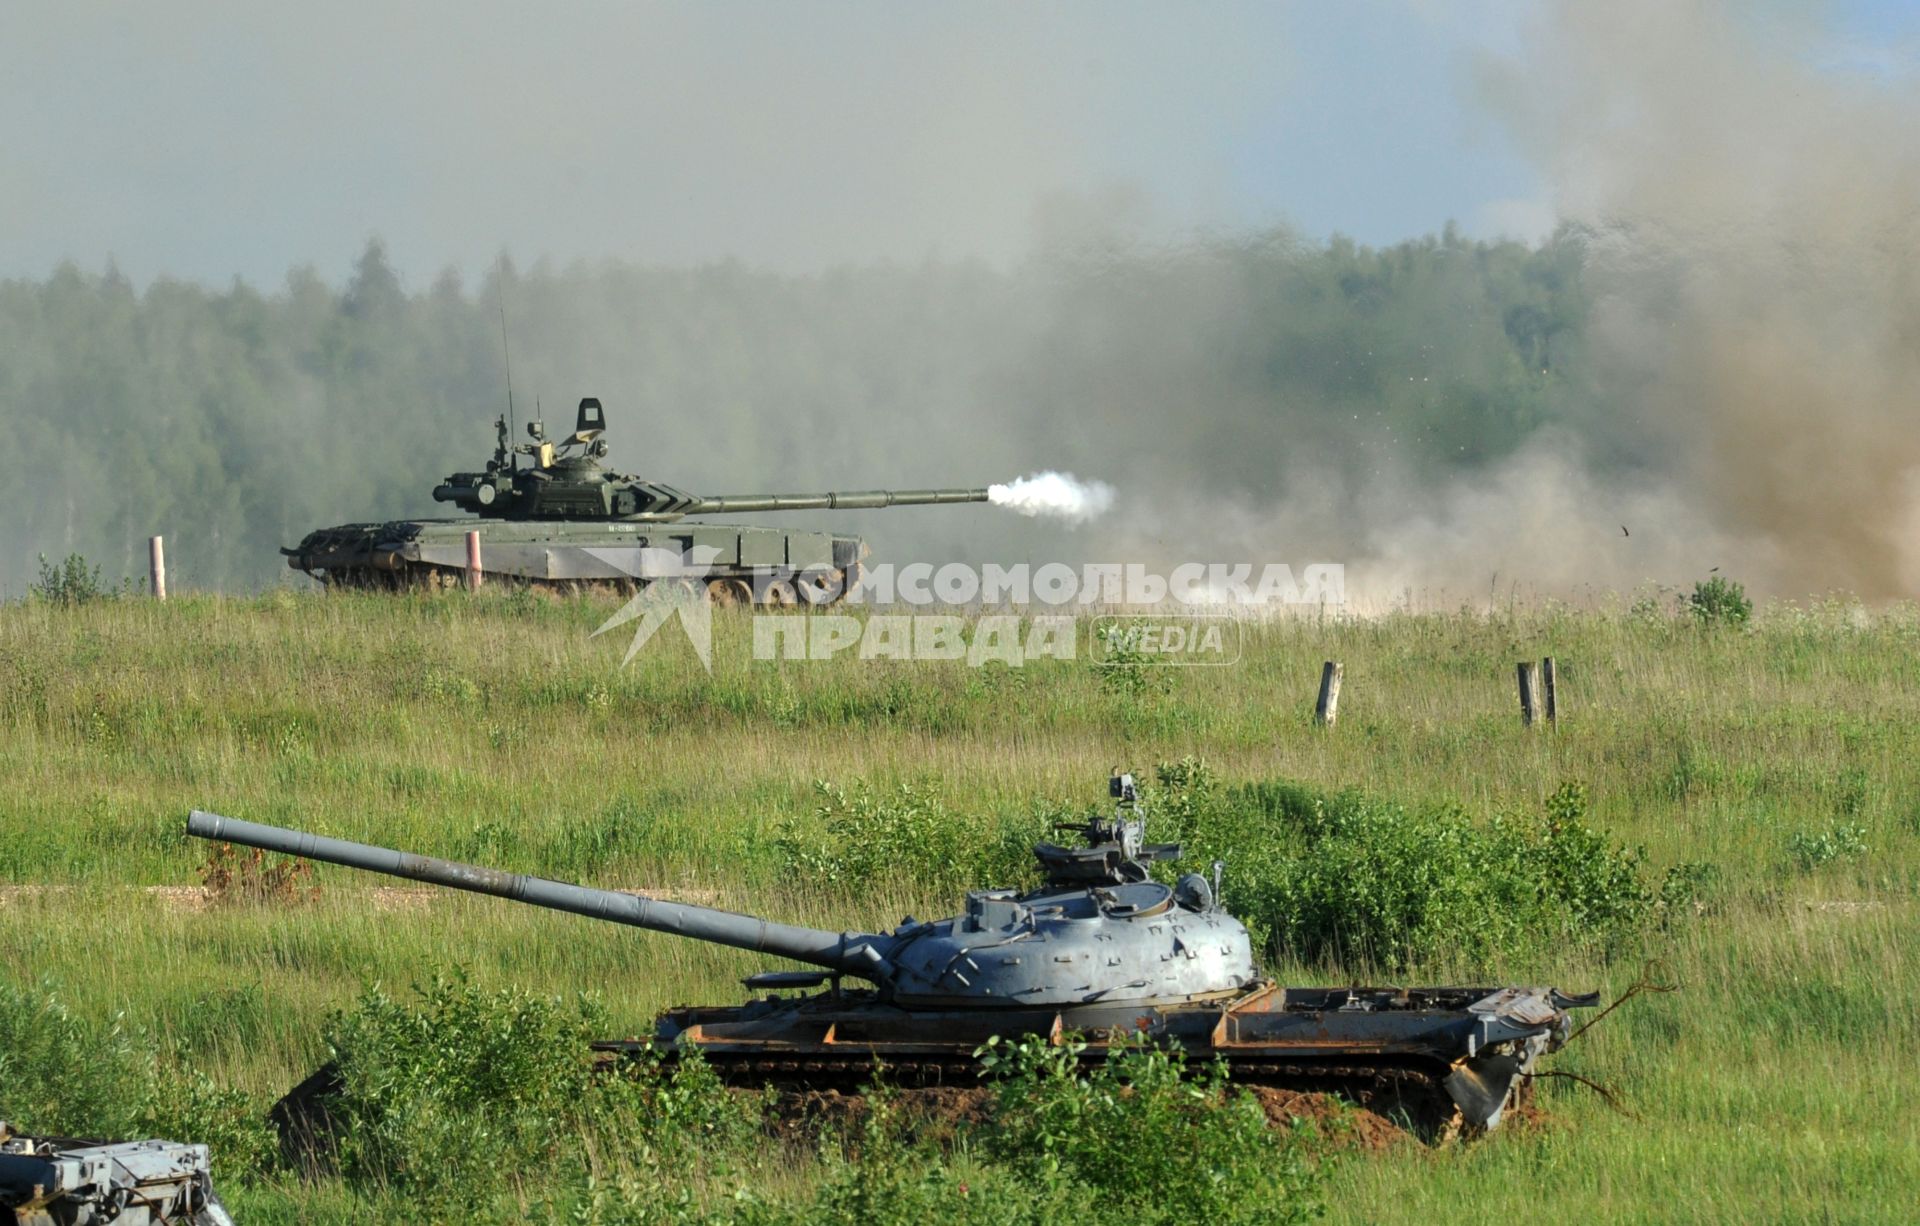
[707,578,753,606]
[795,568,845,606]
[761,578,798,607]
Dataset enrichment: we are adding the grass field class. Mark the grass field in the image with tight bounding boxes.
[1,591,1914,1223]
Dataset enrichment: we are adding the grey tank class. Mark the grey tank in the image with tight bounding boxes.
[185,774,1599,1131]
[1,1124,234,1226]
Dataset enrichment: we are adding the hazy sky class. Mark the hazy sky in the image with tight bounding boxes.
[3,1,1914,288]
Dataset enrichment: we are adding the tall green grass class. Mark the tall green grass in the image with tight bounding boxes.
[1,591,1915,1222]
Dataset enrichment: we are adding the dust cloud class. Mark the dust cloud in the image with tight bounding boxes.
[1449,0,1920,601]
[1119,0,1920,606]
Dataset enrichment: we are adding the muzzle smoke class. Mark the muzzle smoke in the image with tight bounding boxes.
[988,472,1118,525]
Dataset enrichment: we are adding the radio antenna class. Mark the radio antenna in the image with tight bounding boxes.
[497,258,517,471]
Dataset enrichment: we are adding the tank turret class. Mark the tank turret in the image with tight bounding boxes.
[430,397,987,523]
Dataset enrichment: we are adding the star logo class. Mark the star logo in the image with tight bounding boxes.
[586,545,720,670]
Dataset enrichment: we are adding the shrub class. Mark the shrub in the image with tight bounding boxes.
[319,975,762,1217]
[1153,767,1653,970]
[1686,575,1752,628]
[597,1043,761,1159]
[1785,822,1869,871]
[1153,755,1221,828]
[31,552,127,605]
[1533,781,1654,932]
[1092,620,1172,699]
[0,982,276,1180]
[790,1085,1050,1226]
[0,982,148,1138]
[975,1035,1322,1226]
[322,975,606,1207]
[1657,860,1723,923]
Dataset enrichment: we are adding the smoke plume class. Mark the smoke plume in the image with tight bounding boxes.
[1468,0,1920,600]
[1146,0,1920,606]
[988,473,1117,525]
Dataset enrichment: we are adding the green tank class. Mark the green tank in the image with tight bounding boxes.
[284,398,987,603]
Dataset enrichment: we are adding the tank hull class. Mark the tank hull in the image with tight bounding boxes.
[1,1128,235,1226]
[273,982,1577,1153]
[285,518,864,604]
[187,806,1600,1140]
[599,981,1587,1132]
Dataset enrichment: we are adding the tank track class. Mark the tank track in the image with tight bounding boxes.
[271,1046,1472,1164]
[593,1045,1470,1136]
[316,563,860,606]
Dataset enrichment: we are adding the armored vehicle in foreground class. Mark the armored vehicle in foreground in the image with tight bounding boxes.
[186,776,1596,1132]
[285,397,987,603]
[1,1124,234,1225]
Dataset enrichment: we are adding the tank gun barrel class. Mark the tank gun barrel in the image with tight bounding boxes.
[185,811,896,982]
[684,488,987,514]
